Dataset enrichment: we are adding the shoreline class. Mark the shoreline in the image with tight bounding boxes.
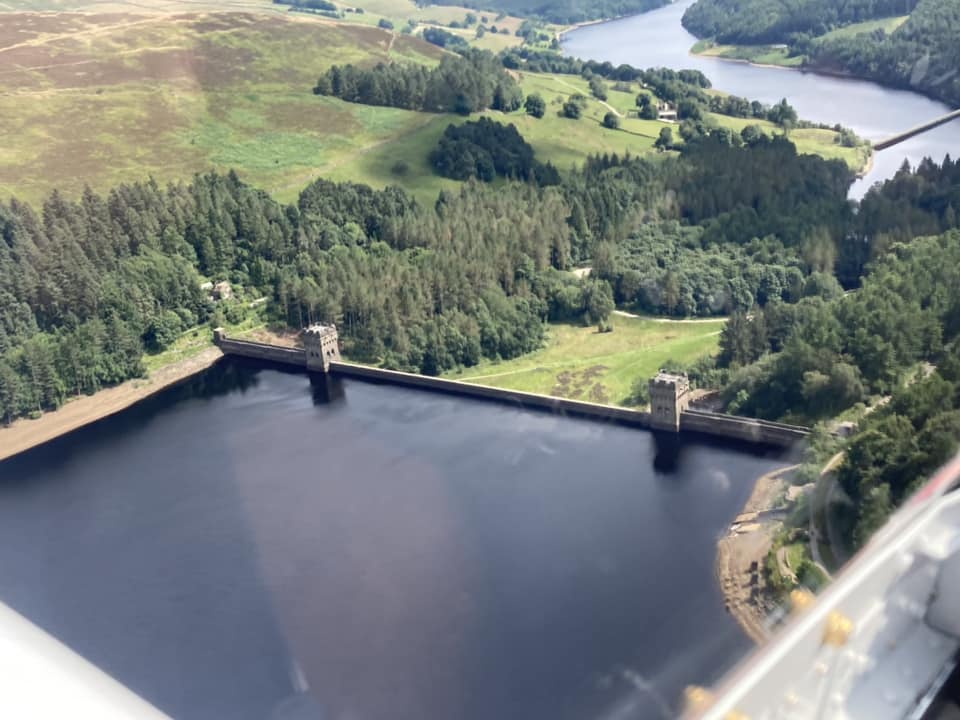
[716,464,798,644]
[0,346,224,463]
[691,46,797,72]
[856,149,876,178]
[556,6,656,41]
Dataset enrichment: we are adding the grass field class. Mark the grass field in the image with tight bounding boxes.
[0,4,869,206]
[707,114,871,171]
[445,313,725,406]
[819,15,908,40]
[692,15,908,70]
[0,10,445,204]
[330,72,869,200]
[691,40,803,68]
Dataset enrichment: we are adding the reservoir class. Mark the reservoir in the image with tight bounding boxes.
[0,360,788,719]
[562,0,960,198]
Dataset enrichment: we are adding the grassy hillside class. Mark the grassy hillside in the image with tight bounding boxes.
[327,73,867,200]
[0,5,869,206]
[446,313,725,405]
[0,11,447,204]
[818,14,908,39]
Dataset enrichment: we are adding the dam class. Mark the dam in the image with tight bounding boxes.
[873,108,960,151]
[214,325,810,449]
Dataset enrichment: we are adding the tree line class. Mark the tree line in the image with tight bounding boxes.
[0,126,871,424]
[429,118,560,184]
[0,173,588,424]
[313,49,522,114]
[681,0,920,45]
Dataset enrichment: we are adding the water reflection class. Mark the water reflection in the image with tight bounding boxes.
[309,372,346,406]
[0,360,789,719]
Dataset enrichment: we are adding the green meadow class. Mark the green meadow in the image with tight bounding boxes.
[446,313,725,406]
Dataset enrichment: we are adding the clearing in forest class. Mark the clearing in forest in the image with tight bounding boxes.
[447,313,725,406]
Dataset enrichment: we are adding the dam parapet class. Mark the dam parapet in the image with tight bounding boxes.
[213,328,305,365]
[213,328,809,448]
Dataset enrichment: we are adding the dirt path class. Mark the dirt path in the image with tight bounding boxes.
[0,14,174,55]
[716,464,797,644]
[0,346,223,462]
[550,74,624,117]
[818,451,853,570]
[0,44,187,78]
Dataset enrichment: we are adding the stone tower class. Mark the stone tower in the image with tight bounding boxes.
[303,323,341,372]
[648,371,691,432]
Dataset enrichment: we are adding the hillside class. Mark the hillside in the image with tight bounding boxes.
[0,11,447,204]
[428,0,668,24]
[682,0,960,107]
[0,7,866,206]
[681,0,918,45]
[807,0,960,108]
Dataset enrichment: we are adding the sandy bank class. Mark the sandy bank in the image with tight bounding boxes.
[0,346,223,462]
[856,149,876,178]
[716,464,797,644]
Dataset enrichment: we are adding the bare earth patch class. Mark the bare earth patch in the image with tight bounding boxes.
[716,464,798,644]
[0,346,224,462]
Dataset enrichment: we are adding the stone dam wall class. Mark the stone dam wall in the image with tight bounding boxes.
[681,409,809,447]
[329,361,654,429]
[214,336,808,448]
[215,337,305,365]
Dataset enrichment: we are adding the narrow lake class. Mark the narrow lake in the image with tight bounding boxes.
[563,0,960,198]
[0,360,789,719]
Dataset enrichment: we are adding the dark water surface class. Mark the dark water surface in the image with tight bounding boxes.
[0,360,789,719]
[563,0,960,198]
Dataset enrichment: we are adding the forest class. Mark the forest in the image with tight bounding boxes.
[715,229,960,548]
[428,0,669,24]
[713,156,960,414]
[682,0,960,107]
[681,0,918,44]
[0,129,861,425]
[429,118,560,184]
[806,0,960,108]
[313,50,522,114]
[317,48,814,144]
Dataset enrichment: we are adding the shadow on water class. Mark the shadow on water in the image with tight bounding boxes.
[0,358,339,719]
[309,372,346,406]
[0,359,261,482]
[0,358,798,720]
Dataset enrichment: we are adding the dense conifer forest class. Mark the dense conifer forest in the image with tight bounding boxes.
[681,0,919,45]
[807,0,960,108]
[429,118,560,183]
[313,50,522,114]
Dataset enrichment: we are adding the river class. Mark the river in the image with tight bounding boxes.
[0,360,789,719]
[562,0,960,198]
